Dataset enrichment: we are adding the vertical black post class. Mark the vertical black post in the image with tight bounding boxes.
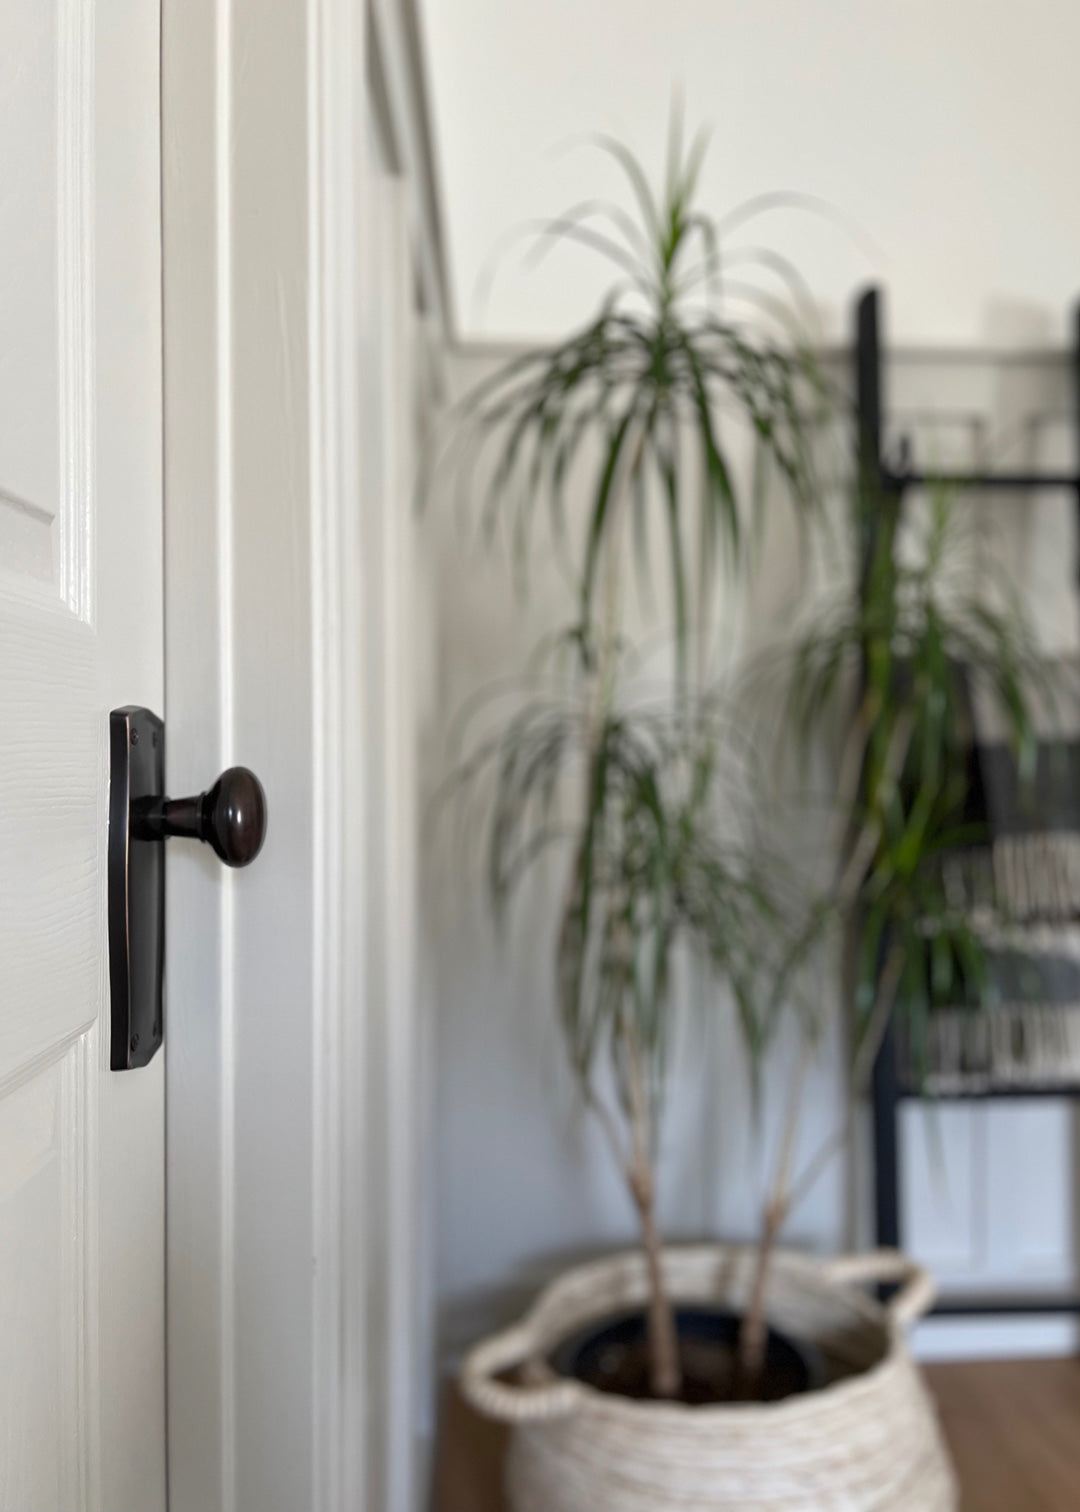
[854,285,903,1252]
[871,1027,901,1247]
[855,286,905,586]
[855,287,883,482]
[1073,300,1080,586]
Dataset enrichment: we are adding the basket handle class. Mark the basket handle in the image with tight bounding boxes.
[824,1249,937,1328]
[460,1323,586,1423]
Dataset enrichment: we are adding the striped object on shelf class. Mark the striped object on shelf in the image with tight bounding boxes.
[904,673,1080,1090]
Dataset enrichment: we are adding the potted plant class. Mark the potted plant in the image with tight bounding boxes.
[450,662,811,1403]
[442,123,1012,1512]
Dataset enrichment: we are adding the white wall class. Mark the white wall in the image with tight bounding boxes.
[420,0,1080,347]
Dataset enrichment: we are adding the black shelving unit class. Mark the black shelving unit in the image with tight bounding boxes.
[856,285,1080,1318]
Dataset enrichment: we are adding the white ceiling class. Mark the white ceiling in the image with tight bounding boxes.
[418,0,1080,347]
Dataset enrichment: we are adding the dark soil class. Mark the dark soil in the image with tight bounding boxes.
[550,1306,823,1406]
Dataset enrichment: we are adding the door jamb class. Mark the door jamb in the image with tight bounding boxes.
[162,3,446,1509]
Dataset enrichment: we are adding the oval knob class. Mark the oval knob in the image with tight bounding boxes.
[133,765,267,867]
[198,767,268,866]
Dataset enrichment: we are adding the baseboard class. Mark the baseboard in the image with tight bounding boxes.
[913,1313,1080,1361]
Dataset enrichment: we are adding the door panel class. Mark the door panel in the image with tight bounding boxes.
[0,1,165,1507]
[0,1045,92,1509]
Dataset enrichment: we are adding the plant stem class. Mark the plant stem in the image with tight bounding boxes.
[624,1025,682,1399]
[740,935,908,1308]
[582,430,684,1401]
[737,1198,785,1389]
[736,1039,810,1388]
[850,939,906,1095]
[628,1158,682,1399]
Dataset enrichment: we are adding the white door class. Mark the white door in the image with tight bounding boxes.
[0,2,166,1508]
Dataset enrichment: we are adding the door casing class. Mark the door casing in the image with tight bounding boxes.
[161,2,446,1510]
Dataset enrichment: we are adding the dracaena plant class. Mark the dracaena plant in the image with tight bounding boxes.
[444,112,825,692]
[441,114,828,1399]
[449,664,810,1397]
[717,485,1056,1388]
[788,485,1050,1067]
[720,485,1055,1385]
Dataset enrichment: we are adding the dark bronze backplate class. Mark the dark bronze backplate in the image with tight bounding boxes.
[108,706,165,1071]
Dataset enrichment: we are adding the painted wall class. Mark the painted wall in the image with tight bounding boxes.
[420,0,1080,348]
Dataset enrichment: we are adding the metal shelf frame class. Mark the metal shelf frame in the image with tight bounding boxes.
[855,285,1080,1318]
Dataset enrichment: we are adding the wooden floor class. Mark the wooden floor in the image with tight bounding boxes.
[927,1359,1080,1512]
[433,1359,1080,1512]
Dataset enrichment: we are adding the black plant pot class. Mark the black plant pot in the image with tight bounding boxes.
[550,1304,826,1406]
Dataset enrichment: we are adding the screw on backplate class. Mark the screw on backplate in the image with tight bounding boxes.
[130,728,139,746]
[130,1033,140,1053]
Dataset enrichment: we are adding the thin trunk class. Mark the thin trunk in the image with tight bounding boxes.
[736,1041,811,1393]
[629,1161,682,1399]
[737,1199,785,1390]
[589,439,683,1401]
[738,939,907,1390]
[840,916,861,1253]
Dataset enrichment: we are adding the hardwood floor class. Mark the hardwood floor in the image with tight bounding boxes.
[433,1359,1080,1512]
[433,1384,507,1512]
[925,1359,1080,1512]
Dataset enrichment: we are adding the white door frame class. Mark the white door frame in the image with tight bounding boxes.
[161,3,446,1509]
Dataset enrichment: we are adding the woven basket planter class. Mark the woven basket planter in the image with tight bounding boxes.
[462,1245,957,1512]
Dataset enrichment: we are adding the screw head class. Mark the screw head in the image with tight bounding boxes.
[130,728,140,746]
[130,1033,140,1053]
